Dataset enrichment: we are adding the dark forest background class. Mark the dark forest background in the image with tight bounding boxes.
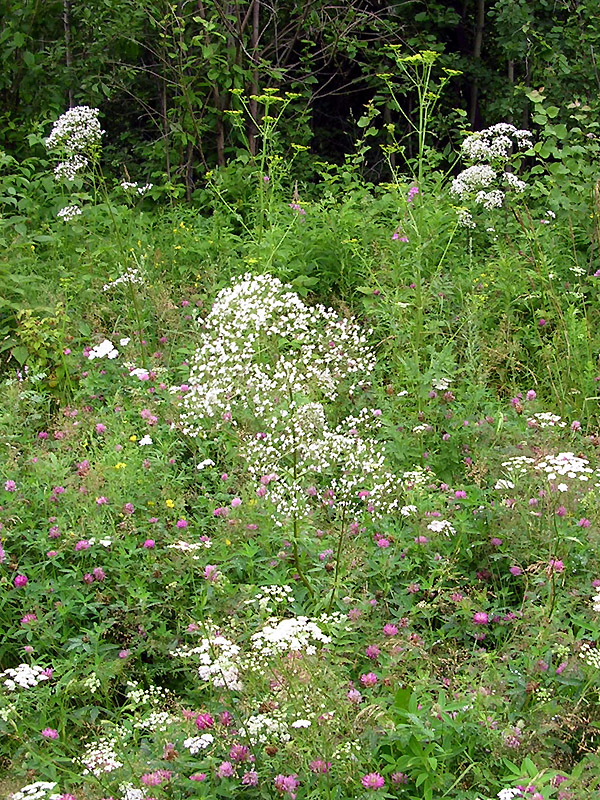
[1,0,599,195]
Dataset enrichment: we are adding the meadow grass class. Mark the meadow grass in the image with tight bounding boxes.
[1,112,600,800]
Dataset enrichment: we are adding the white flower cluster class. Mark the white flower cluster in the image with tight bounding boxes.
[0,702,16,721]
[171,633,242,690]
[56,204,82,222]
[119,784,147,800]
[180,273,375,435]
[46,106,103,155]
[451,165,496,199]
[249,614,339,661]
[593,590,600,613]
[500,455,536,475]
[183,733,214,754]
[452,123,531,223]
[87,536,112,547]
[332,739,362,763]
[528,412,567,428]
[54,154,88,182]
[501,450,600,493]
[121,181,153,195]
[1,664,52,692]
[497,789,523,800]
[457,208,476,228]
[243,404,397,524]
[103,267,145,292]
[244,584,295,615]
[83,672,101,693]
[427,518,456,535]
[133,710,176,731]
[87,339,118,360]
[167,540,212,558]
[9,782,60,800]
[401,467,433,489]
[461,123,532,163]
[535,452,595,485]
[242,711,290,744]
[580,642,600,669]
[475,189,505,210]
[432,377,452,391]
[81,737,123,776]
[125,680,169,706]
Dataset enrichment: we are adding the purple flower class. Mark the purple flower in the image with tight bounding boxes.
[229,744,250,762]
[360,672,378,687]
[365,645,380,659]
[473,612,489,625]
[41,728,58,739]
[5,480,16,492]
[242,771,259,786]
[347,687,362,703]
[141,770,172,786]
[274,774,299,795]
[13,574,28,588]
[361,773,385,789]
[383,623,398,636]
[203,564,220,582]
[309,759,331,773]
[218,761,235,778]
[196,713,214,730]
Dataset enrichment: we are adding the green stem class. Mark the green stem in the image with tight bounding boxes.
[327,504,347,613]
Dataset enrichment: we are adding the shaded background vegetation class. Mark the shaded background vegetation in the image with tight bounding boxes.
[2,0,600,194]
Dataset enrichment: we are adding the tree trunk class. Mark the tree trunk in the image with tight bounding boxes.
[469,0,485,128]
[63,0,74,108]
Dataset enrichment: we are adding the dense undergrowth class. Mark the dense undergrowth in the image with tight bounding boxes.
[2,90,600,800]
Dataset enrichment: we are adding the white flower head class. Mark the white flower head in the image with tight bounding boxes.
[57,204,82,222]
[45,106,103,156]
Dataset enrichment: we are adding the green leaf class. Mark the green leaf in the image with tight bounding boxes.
[394,687,412,711]
[546,105,560,118]
[11,345,28,365]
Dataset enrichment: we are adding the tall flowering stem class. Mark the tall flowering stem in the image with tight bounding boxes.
[180,275,397,606]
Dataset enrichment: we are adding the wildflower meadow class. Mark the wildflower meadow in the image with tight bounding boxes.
[2,42,600,800]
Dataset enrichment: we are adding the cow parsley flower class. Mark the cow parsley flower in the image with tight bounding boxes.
[54,155,88,182]
[56,205,82,222]
[45,106,103,156]
[9,782,58,800]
